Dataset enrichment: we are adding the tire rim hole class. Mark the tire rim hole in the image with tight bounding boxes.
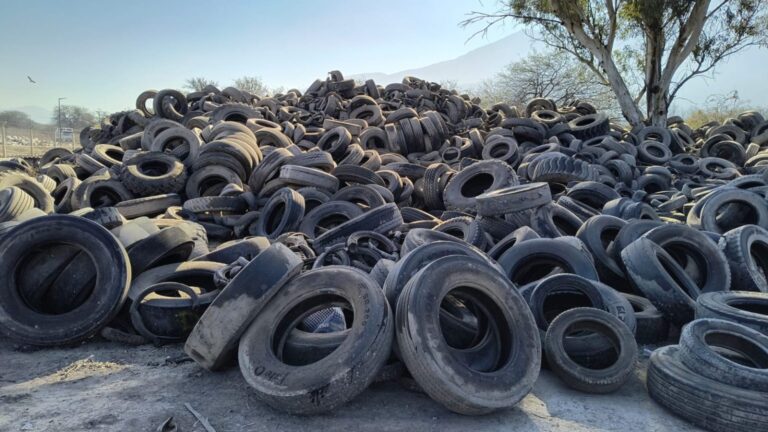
[16,243,97,315]
[563,321,620,370]
[749,241,768,285]
[704,330,768,369]
[272,295,351,367]
[460,173,494,198]
[542,292,595,328]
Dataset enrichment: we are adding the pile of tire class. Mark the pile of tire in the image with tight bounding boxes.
[0,71,767,424]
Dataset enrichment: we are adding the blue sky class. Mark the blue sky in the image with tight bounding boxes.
[0,0,765,122]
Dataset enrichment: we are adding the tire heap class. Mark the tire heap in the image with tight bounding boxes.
[0,72,767,425]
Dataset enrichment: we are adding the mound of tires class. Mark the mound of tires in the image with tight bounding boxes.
[1,72,767,424]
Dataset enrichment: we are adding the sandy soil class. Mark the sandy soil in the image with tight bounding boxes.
[0,337,703,432]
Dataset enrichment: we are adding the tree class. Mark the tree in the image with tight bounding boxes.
[685,90,766,127]
[234,76,269,96]
[184,77,219,92]
[52,105,96,130]
[0,110,35,129]
[462,1,768,126]
[478,50,619,115]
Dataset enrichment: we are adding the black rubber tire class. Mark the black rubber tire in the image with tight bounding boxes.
[280,165,339,193]
[621,237,701,326]
[529,203,583,238]
[0,173,54,213]
[647,345,768,432]
[184,244,303,371]
[238,266,393,414]
[696,291,768,336]
[678,318,768,392]
[530,155,598,184]
[567,113,610,139]
[622,293,669,344]
[497,237,599,286]
[191,237,271,264]
[79,207,125,229]
[120,152,187,196]
[443,160,518,212]
[299,201,363,239]
[127,226,195,275]
[254,188,306,240]
[642,223,731,296]
[575,215,627,284]
[434,216,487,250]
[720,225,768,292]
[0,215,130,346]
[544,308,637,393]
[313,203,402,252]
[698,189,768,234]
[475,182,551,217]
[396,255,540,415]
[487,226,540,261]
[0,186,35,222]
[400,227,467,256]
[115,194,182,219]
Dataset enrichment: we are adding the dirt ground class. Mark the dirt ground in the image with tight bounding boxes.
[0,337,703,432]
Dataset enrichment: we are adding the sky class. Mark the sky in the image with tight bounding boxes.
[0,0,765,123]
[0,0,510,120]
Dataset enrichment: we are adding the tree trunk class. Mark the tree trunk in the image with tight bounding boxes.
[645,28,667,127]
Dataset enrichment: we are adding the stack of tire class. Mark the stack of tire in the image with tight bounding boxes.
[0,71,767,424]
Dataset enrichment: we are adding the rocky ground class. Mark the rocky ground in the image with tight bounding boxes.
[0,338,702,432]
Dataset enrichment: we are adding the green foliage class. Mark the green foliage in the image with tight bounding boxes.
[51,105,95,129]
[0,111,35,129]
[478,50,620,116]
[183,77,219,92]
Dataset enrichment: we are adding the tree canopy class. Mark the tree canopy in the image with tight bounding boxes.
[463,0,768,126]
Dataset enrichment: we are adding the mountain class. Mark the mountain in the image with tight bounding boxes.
[348,33,767,113]
[350,32,537,90]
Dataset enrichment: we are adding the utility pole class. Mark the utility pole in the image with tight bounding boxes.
[1,121,6,158]
[57,97,66,145]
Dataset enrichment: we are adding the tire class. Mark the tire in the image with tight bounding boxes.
[115,194,182,219]
[647,345,768,432]
[642,224,731,295]
[698,189,768,234]
[280,165,339,193]
[567,113,610,140]
[400,227,467,256]
[720,225,768,292]
[0,173,54,213]
[696,291,768,336]
[395,255,540,415]
[79,207,125,229]
[0,215,130,346]
[621,237,701,326]
[622,293,669,344]
[529,203,583,238]
[313,203,402,252]
[0,186,35,222]
[184,244,303,371]
[299,200,363,239]
[544,308,637,393]
[530,155,598,184]
[238,266,393,414]
[678,318,768,392]
[384,240,499,315]
[254,187,305,239]
[127,226,195,275]
[496,237,599,286]
[487,226,540,261]
[434,216,487,250]
[191,237,271,264]
[476,182,551,216]
[120,152,187,196]
[443,160,518,212]
[576,215,627,284]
